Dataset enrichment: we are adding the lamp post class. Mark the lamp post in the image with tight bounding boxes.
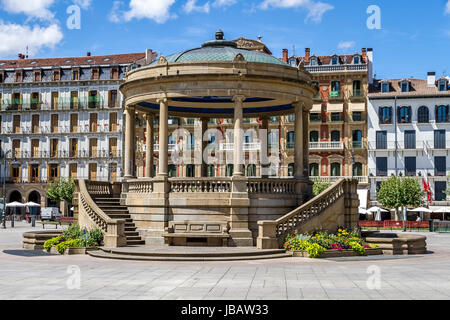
[2,150,13,229]
[108,152,113,182]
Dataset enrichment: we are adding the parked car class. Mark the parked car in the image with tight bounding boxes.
[40,207,62,221]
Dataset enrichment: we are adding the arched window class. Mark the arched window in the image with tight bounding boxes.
[309,163,319,177]
[186,164,195,177]
[247,164,256,177]
[436,105,449,123]
[226,164,234,177]
[168,165,177,178]
[331,131,340,142]
[417,106,429,123]
[269,164,278,177]
[398,106,412,123]
[288,163,294,177]
[330,163,341,177]
[310,131,319,142]
[352,130,362,148]
[353,162,363,177]
[286,131,294,149]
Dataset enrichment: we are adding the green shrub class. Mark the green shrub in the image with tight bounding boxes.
[349,241,366,256]
[63,225,83,240]
[89,229,104,246]
[305,243,326,258]
[44,235,64,252]
[79,233,97,247]
[55,239,82,254]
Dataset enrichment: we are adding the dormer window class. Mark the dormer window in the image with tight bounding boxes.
[289,57,297,67]
[381,82,389,93]
[353,56,360,64]
[438,80,448,92]
[331,56,339,65]
[310,57,318,66]
[400,81,409,92]
[34,70,41,82]
[52,69,60,81]
[72,69,79,81]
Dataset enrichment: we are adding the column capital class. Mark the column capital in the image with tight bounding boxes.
[144,113,154,120]
[232,95,246,104]
[156,97,168,104]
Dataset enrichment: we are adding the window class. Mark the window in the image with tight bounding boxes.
[331,56,339,65]
[352,130,362,148]
[405,157,416,176]
[436,105,449,123]
[207,165,215,177]
[111,67,119,80]
[15,71,23,83]
[247,164,257,177]
[330,113,342,121]
[30,92,40,110]
[226,164,234,177]
[379,107,392,124]
[30,164,40,183]
[168,165,177,178]
[72,70,79,81]
[109,90,118,108]
[48,164,59,182]
[434,130,446,149]
[398,106,412,123]
[353,80,362,96]
[376,131,387,149]
[438,80,447,92]
[310,131,319,142]
[310,57,318,66]
[52,70,60,81]
[89,90,99,108]
[330,163,341,176]
[288,164,294,177]
[381,82,389,93]
[91,68,99,80]
[435,157,446,176]
[376,157,387,176]
[353,163,363,177]
[186,164,195,178]
[435,182,447,201]
[34,71,41,82]
[352,112,362,121]
[330,81,340,97]
[286,131,294,149]
[309,163,319,176]
[353,56,360,64]
[400,81,409,92]
[310,113,321,122]
[331,131,340,142]
[404,130,416,149]
[418,106,429,123]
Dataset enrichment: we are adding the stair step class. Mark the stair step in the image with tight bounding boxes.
[88,251,291,262]
[125,227,137,232]
[103,248,286,258]
[126,236,144,241]
[107,215,131,219]
[125,232,140,237]
[126,240,146,245]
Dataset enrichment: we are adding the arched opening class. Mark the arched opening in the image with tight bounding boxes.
[8,190,23,216]
[288,163,294,177]
[352,163,363,177]
[330,162,341,177]
[247,164,256,177]
[418,106,429,123]
[27,191,41,215]
[309,163,319,177]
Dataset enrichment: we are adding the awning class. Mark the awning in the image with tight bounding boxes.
[312,103,322,112]
[349,102,365,112]
[357,189,368,210]
[327,102,343,112]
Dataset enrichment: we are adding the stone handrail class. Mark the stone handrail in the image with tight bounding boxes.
[85,181,111,196]
[76,180,127,248]
[127,180,154,194]
[257,178,358,249]
[247,179,297,195]
[170,178,232,193]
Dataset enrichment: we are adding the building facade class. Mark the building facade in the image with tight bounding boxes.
[281,48,373,189]
[0,51,154,210]
[368,73,450,212]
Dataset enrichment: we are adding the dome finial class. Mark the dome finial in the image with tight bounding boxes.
[216,29,224,40]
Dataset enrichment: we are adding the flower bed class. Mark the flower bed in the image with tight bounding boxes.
[284,228,381,258]
[44,225,103,255]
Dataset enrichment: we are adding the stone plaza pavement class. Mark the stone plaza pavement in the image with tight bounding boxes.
[1,222,450,300]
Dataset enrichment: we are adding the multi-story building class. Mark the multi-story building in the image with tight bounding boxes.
[368,73,450,214]
[0,51,155,210]
[281,48,373,190]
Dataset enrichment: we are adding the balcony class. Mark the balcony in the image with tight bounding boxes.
[219,142,262,151]
[312,176,369,184]
[309,141,344,150]
[329,91,341,99]
[285,142,294,150]
[352,89,364,98]
[350,141,365,149]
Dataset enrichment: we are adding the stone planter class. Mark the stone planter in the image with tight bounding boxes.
[290,248,383,258]
[48,246,99,255]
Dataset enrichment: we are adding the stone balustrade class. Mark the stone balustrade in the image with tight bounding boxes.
[247,179,297,195]
[169,178,232,193]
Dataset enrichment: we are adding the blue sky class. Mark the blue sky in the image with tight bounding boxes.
[0,0,449,79]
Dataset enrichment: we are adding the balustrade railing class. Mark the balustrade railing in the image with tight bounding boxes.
[128,180,154,194]
[247,179,297,195]
[170,178,232,193]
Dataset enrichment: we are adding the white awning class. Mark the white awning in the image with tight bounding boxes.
[327,102,344,112]
[312,103,322,112]
[349,102,366,112]
[357,189,368,209]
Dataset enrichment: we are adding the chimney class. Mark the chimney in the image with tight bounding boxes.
[18,53,24,60]
[282,49,288,63]
[362,48,367,60]
[305,48,310,63]
[87,52,91,57]
[427,72,436,87]
[367,48,374,85]
[146,49,155,64]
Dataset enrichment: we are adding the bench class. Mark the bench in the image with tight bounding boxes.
[40,217,75,229]
[163,221,230,247]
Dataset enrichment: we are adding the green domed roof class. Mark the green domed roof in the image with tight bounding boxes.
[157,31,287,66]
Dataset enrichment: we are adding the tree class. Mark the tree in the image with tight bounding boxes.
[313,180,331,197]
[377,176,424,229]
[47,179,75,214]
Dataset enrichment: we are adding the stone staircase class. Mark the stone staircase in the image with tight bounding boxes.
[92,197,145,246]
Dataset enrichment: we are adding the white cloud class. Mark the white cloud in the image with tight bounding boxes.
[338,41,355,50]
[0,0,56,21]
[259,0,333,22]
[109,1,123,23]
[212,0,237,7]
[122,0,176,23]
[183,0,210,14]
[73,0,92,10]
[446,0,450,14]
[0,21,63,57]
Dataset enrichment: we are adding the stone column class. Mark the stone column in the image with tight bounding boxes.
[157,98,168,177]
[233,95,245,176]
[294,103,304,179]
[145,113,154,178]
[261,117,269,178]
[124,105,136,178]
[201,118,209,177]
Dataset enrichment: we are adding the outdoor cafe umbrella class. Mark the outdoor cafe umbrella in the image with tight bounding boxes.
[5,202,25,208]
[359,208,369,215]
[434,207,450,221]
[409,207,433,221]
[368,206,389,221]
[24,202,40,207]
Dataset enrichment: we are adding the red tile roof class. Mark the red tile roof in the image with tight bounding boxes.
[0,52,146,70]
[369,78,450,97]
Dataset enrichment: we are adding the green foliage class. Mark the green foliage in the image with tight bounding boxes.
[88,229,104,246]
[55,239,82,254]
[377,176,424,215]
[44,235,64,252]
[63,225,83,240]
[305,243,326,258]
[349,241,365,256]
[79,234,97,248]
[46,178,75,203]
[313,180,331,196]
